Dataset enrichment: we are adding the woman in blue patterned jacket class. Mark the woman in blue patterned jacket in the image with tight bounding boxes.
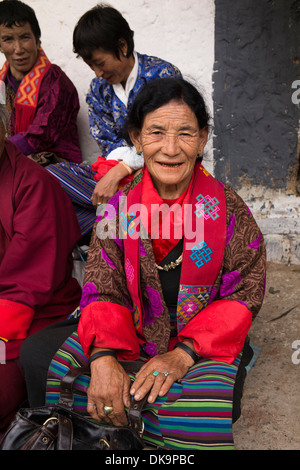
[47,5,182,236]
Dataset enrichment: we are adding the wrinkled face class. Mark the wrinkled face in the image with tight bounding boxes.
[85,45,134,87]
[130,100,208,199]
[0,22,40,81]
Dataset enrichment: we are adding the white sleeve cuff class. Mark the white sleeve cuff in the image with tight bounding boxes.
[106,146,144,170]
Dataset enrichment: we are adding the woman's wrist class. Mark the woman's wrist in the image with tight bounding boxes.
[114,161,132,178]
[174,342,199,365]
[103,161,130,183]
[88,349,117,366]
[119,160,133,175]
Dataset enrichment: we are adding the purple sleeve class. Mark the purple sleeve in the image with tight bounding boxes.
[8,133,34,156]
[9,65,82,162]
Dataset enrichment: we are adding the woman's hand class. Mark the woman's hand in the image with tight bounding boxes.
[91,163,130,206]
[86,356,131,426]
[130,346,195,404]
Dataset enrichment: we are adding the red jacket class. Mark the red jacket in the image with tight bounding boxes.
[0,141,82,359]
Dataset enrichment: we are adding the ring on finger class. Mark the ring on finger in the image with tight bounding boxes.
[103,406,114,415]
[87,403,97,407]
[152,370,169,378]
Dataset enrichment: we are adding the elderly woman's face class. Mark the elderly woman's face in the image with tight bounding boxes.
[130,100,208,199]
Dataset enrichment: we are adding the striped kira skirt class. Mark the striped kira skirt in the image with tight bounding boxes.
[46,163,97,236]
[45,332,241,450]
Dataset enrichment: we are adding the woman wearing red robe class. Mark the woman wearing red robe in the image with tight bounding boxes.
[0,103,82,433]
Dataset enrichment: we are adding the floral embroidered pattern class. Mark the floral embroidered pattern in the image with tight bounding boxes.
[80,282,100,310]
[145,286,164,320]
[226,214,236,245]
[248,233,262,250]
[220,270,242,297]
[101,248,117,270]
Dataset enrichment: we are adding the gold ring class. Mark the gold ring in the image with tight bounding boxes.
[97,202,102,205]
[103,406,114,415]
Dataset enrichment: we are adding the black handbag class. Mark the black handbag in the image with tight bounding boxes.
[0,361,153,450]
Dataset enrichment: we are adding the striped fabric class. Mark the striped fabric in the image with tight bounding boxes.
[46,332,241,450]
[46,163,97,236]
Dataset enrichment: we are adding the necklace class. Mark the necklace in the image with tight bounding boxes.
[155,253,183,271]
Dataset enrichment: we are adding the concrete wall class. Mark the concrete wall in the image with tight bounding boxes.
[213,0,300,265]
[213,0,299,193]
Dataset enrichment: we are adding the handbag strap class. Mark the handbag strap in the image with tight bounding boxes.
[58,361,148,434]
[56,413,73,450]
[20,413,73,450]
[58,365,90,409]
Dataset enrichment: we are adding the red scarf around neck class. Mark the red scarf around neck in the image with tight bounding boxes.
[141,166,193,264]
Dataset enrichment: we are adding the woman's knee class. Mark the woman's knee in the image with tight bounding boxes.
[20,333,42,372]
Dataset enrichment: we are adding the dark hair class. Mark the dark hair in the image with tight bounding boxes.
[126,78,210,135]
[0,0,41,42]
[73,3,134,61]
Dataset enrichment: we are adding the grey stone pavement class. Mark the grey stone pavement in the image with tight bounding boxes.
[233,262,300,450]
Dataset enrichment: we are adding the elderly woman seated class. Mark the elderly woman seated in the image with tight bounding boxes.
[22,78,266,450]
[0,0,82,165]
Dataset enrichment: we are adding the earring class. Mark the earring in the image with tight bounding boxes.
[197,153,203,159]
[123,51,127,57]
[136,150,142,156]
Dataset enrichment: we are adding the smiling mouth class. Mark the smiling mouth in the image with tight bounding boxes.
[157,162,183,168]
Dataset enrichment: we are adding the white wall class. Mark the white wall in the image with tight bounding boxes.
[0,0,215,170]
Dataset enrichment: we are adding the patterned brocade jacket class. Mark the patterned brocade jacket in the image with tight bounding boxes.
[77,173,266,365]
